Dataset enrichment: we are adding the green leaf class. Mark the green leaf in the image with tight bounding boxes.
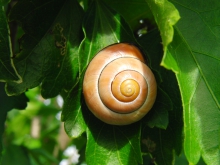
[162,0,220,164]
[0,82,28,162]
[6,0,83,97]
[62,83,86,138]
[142,126,179,165]
[41,0,84,98]
[145,88,170,129]
[145,0,180,51]
[86,120,142,165]
[0,4,21,82]
[0,84,28,111]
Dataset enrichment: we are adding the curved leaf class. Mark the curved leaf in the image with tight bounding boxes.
[162,1,220,164]
[145,0,180,51]
[62,83,86,138]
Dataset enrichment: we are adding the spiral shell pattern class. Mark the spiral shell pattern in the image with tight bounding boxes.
[83,43,157,125]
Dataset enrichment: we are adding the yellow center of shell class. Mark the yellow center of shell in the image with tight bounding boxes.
[112,78,140,102]
[120,79,140,99]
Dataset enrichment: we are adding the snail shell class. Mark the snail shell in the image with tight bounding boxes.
[83,43,157,125]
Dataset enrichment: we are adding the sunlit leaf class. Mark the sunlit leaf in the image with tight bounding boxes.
[162,0,220,164]
[145,0,180,51]
[86,120,142,165]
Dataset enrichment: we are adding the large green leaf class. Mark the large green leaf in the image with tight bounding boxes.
[6,0,83,98]
[162,0,220,164]
[0,82,28,162]
[145,0,180,52]
[0,3,21,82]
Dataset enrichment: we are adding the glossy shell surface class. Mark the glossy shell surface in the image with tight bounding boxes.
[83,43,157,125]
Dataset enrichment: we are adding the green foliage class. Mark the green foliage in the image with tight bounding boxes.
[145,0,180,51]
[0,0,219,165]
[139,30,182,165]
[162,1,220,164]
[6,0,84,97]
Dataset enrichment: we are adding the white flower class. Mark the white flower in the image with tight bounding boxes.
[62,145,80,164]
[57,95,64,107]
[59,159,69,165]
